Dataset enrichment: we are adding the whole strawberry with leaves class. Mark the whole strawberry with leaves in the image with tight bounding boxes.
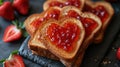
[2,20,28,42]
[13,0,29,15]
[0,0,14,20]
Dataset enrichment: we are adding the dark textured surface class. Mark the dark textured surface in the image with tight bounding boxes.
[81,13,120,67]
[0,0,45,67]
[0,0,120,67]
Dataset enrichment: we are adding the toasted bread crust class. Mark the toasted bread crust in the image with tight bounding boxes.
[85,0,114,43]
[24,7,61,36]
[60,6,102,47]
[24,13,44,36]
[41,18,85,59]
[58,6,102,67]
[24,1,114,67]
[43,0,85,11]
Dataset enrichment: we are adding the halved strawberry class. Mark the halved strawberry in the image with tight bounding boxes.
[2,20,28,42]
[3,25,22,42]
[4,54,25,67]
[116,48,120,60]
[0,50,25,67]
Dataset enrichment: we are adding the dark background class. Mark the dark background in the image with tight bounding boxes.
[0,0,120,67]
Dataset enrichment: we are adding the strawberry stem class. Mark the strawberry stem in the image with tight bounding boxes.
[12,20,28,37]
[0,59,5,63]
[8,50,18,60]
[11,50,18,55]
[12,20,24,29]
[0,0,3,5]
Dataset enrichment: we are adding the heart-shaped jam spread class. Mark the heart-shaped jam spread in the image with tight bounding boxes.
[46,22,80,52]
[49,0,81,8]
[30,9,60,32]
[44,9,60,20]
[83,4,109,23]
[30,18,44,31]
[66,10,98,38]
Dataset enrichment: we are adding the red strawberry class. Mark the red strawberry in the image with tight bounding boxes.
[13,0,29,15]
[0,1,14,20]
[3,25,22,42]
[2,20,28,42]
[4,54,25,67]
[116,48,120,60]
[2,50,25,67]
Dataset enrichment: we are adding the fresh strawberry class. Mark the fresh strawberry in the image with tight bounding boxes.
[2,20,28,42]
[13,0,29,15]
[0,50,25,67]
[116,48,120,60]
[0,1,14,20]
[2,25,22,42]
[4,54,25,67]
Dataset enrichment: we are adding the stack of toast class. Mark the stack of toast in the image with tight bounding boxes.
[24,0,114,67]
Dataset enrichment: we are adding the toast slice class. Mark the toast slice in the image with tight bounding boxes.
[60,6,102,48]
[24,7,61,36]
[27,6,102,67]
[83,0,114,43]
[43,0,85,11]
[30,17,85,67]
[24,13,43,36]
[58,6,102,67]
[42,18,85,60]
[28,35,59,60]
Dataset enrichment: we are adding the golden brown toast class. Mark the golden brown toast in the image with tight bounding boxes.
[43,0,85,10]
[83,0,114,43]
[30,17,85,67]
[27,6,102,67]
[60,6,102,47]
[24,7,61,36]
[42,18,85,60]
[24,13,43,36]
[58,6,102,67]
[24,0,115,66]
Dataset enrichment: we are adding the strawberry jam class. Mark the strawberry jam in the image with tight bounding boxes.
[82,18,98,37]
[49,0,81,8]
[67,10,98,37]
[30,18,44,31]
[46,22,80,52]
[65,0,81,8]
[30,9,60,32]
[83,4,109,23]
[49,1,64,8]
[44,9,60,20]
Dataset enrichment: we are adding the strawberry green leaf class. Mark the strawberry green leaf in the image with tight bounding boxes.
[12,20,25,29]
[0,0,3,5]
[12,20,18,28]
[8,50,19,60]
[22,29,28,37]
[11,50,19,55]
[0,59,5,63]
